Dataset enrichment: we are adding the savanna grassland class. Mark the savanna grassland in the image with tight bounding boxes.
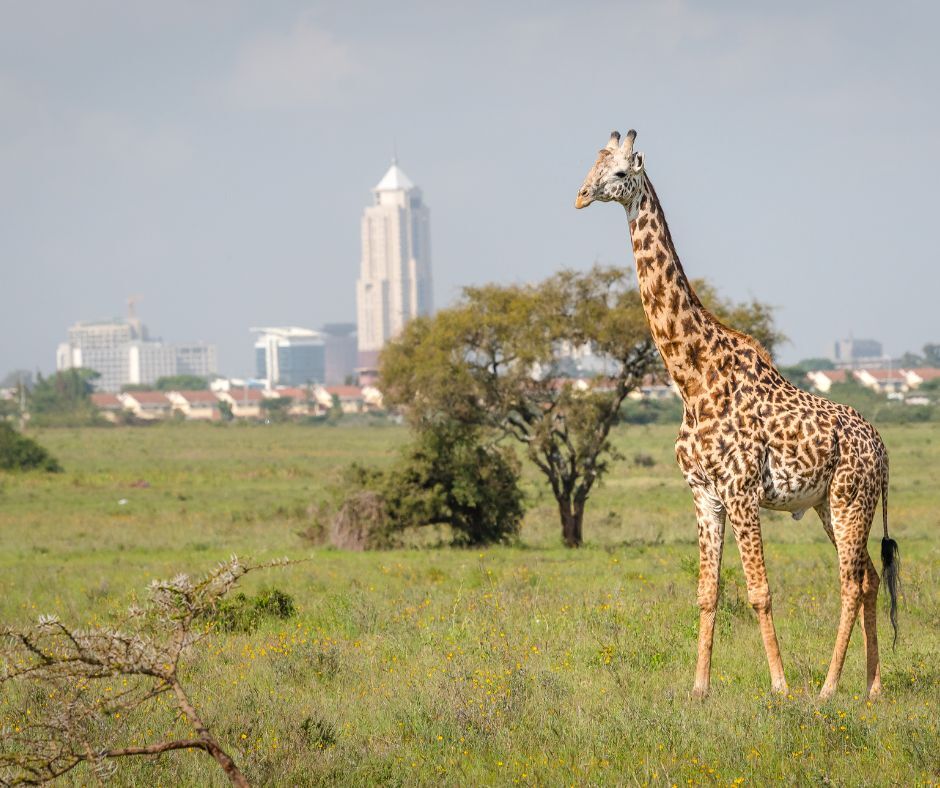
[0,422,937,786]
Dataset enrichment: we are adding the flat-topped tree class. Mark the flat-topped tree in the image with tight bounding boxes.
[575,129,900,700]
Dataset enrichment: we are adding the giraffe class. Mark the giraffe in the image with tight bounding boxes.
[575,129,900,700]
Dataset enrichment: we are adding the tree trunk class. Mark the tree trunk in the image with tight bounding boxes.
[559,498,584,548]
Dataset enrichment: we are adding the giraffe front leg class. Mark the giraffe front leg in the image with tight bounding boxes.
[727,496,788,694]
[691,487,726,699]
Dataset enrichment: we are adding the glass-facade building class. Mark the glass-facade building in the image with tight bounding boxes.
[253,327,325,386]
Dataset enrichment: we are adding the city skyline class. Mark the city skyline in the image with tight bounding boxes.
[2,2,939,377]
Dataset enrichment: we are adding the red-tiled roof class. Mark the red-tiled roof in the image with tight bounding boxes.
[905,367,940,380]
[272,387,312,400]
[126,391,171,405]
[91,393,122,408]
[808,369,848,383]
[860,369,905,381]
[227,387,265,402]
[176,390,218,404]
[325,385,363,399]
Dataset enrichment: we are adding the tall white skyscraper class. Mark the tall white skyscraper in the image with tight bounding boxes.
[356,160,432,368]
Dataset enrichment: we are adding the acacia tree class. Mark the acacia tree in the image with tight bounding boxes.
[381,266,784,548]
[381,267,658,547]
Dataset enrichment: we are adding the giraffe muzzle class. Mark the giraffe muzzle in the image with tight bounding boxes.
[575,192,593,209]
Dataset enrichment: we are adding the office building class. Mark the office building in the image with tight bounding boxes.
[252,327,325,386]
[57,315,217,392]
[356,160,432,368]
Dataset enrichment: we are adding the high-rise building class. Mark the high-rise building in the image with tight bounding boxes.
[57,315,217,392]
[321,323,357,385]
[356,160,432,368]
[832,337,885,369]
[252,327,325,386]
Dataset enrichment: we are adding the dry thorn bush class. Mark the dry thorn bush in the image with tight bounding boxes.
[0,556,299,787]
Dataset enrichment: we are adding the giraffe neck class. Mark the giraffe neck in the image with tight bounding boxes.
[626,176,713,400]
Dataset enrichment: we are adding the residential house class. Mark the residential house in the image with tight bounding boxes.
[853,369,907,395]
[267,386,321,417]
[361,385,384,411]
[313,385,367,414]
[902,368,940,389]
[804,369,849,393]
[119,391,172,420]
[167,390,220,421]
[90,392,126,423]
[218,387,265,419]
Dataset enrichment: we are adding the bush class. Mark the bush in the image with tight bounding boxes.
[329,490,393,551]
[0,423,62,472]
[210,587,296,633]
[335,423,525,548]
[387,424,525,546]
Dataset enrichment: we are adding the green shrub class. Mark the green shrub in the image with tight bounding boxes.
[210,587,296,633]
[0,423,62,472]
[335,422,525,548]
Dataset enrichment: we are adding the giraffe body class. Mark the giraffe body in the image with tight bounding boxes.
[575,130,899,700]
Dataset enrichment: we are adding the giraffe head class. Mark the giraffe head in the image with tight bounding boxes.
[574,129,645,210]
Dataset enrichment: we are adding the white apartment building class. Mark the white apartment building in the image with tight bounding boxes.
[356,160,432,368]
[57,317,217,391]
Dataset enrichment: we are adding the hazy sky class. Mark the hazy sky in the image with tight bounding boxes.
[2,1,938,376]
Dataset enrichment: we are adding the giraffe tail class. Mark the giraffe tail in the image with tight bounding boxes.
[880,454,900,648]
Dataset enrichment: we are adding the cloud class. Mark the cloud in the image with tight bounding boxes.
[227,17,359,110]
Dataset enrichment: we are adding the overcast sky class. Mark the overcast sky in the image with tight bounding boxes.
[2,1,938,376]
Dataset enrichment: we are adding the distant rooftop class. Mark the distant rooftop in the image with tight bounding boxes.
[374,160,415,192]
[250,326,321,339]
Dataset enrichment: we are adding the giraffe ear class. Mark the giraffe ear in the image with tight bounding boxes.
[631,151,645,173]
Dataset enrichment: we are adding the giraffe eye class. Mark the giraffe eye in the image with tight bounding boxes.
[613,170,628,179]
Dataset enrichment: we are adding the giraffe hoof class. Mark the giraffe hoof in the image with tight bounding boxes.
[819,686,835,701]
[771,680,788,695]
[691,686,709,700]
[867,683,883,700]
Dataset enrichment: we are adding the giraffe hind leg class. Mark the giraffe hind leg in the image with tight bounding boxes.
[860,553,882,698]
[818,493,877,700]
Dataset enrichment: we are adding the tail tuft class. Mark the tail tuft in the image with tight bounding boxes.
[881,536,900,648]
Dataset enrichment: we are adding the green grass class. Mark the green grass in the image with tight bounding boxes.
[1,421,937,786]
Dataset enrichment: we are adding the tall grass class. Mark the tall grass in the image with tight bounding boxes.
[0,422,936,785]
